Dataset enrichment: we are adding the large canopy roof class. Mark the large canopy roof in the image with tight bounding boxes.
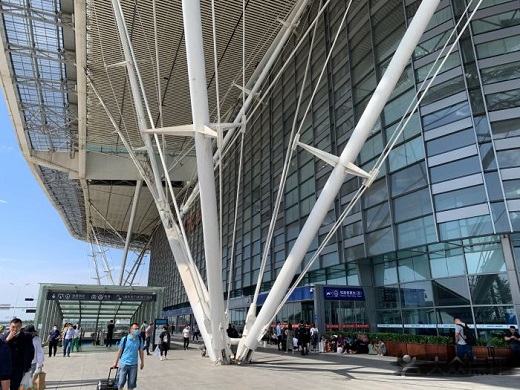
[0,0,302,260]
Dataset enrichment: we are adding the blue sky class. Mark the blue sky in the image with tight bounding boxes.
[0,92,149,321]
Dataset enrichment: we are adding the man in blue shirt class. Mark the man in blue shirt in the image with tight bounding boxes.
[112,323,144,390]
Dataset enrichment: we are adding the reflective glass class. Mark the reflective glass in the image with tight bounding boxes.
[469,273,512,304]
[363,178,388,208]
[491,117,520,139]
[430,251,466,278]
[415,52,460,83]
[402,309,437,334]
[421,75,466,106]
[465,243,505,274]
[426,128,474,156]
[430,156,481,184]
[394,188,432,223]
[376,310,402,326]
[376,286,400,309]
[472,10,520,34]
[436,307,473,333]
[480,61,520,85]
[474,306,517,333]
[388,136,424,172]
[434,185,487,212]
[398,255,431,282]
[390,162,428,196]
[373,259,398,286]
[439,215,494,241]
[367,226,395,255]
[432,277,471,306]
[422,102,470,132]
[400,281,434,308]
[365,203,391,232]
[476,35,520,59]
[497,149,520,168]
[397,216,436,249]
[504,180,520,199]
[486,89,520,111]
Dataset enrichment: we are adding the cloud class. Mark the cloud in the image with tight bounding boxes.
[0,199,7,204]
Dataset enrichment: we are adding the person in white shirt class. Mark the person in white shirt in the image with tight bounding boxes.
[182,325,190,350]
[24,325,44,376]
[62,324,75,357]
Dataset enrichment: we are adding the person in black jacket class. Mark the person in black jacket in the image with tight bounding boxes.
[2,318,34,390]
[0,337,11,390]
[297,322,310,356]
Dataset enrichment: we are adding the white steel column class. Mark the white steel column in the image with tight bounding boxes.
[109,0,217,362]
[118,180,142,285]
[236,0,441,362]
[182,0,227,362]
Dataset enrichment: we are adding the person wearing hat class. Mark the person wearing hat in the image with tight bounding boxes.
[24,325,44,377]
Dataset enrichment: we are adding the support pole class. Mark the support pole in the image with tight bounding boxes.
[236,0,442,362]
[182,0,227,363]
[119,180,142,285]
[109,0,217,361]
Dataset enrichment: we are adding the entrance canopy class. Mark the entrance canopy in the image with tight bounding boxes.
[34,284,164,338]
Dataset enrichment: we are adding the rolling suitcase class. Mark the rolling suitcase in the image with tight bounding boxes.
[97,367,118,390]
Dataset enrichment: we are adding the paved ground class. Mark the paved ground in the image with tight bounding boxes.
[41,340,520,389]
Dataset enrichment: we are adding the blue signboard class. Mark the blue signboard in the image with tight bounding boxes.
[323,287,365,301]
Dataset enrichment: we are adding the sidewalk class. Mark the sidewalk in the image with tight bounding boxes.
[42,341,520,389]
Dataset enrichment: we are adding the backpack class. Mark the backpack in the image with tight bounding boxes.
[458,323,476,345]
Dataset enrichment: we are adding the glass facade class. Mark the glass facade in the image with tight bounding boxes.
[149,0,520,335]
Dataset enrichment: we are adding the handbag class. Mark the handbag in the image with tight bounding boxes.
[153,345,161,357]
[32,371,46,390]
[18,371,32,390]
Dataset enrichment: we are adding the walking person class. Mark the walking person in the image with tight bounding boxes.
[24,325,44,377]
[182,324,190,350]
[106,320,115,348]
[145,322,153,356]
[112,323,145,390]
[46,325,60,357]
[454,317,474,362]
[285,323,294,353]
[71,325,80,352]
[1,318,34,390]
[62,324,74,357]
[275,322,283,351]
[192,324,199,342]
[158,325,170,360]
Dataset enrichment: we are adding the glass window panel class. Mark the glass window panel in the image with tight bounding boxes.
[384,89,415,125]
[434,185,487,212]
[469,273,512,304]
[363,178,388,208]
[398,255,431,282]
[436,307,473,333]
[389,136,424,172]
[390,162,428,196]
[359,133,383,164]
[402,309,437,334]
[474,306,517,326]
[421,75,466,106]
[415,52,460,83]
[481,61,520,85]
[377,310,403,326]
[426,128,475,156]
[472,10,520,35]
[394,188,432,223]
[429,156,481,184]
[491,117,520,139]
[504,180,520,199]
[476,35,520,59]
[497,149,520,168]
[439,215,494,241]
[430,252,466,278]
[375,286,400,309]
[486,89,520,111]
[422,102,471,132]
[373,260,398,286]
[345,244,365,262]
[400,281,434,308]
[397,216,437,248]
[365,202,391,232]
[414,30,451,60]
[465,243,506,274]
[432,277,471,306]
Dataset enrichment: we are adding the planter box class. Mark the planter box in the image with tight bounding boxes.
[425,344,455,362]
[472,346,490,359]
[406,342,427,359]
[385,341,405,357]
